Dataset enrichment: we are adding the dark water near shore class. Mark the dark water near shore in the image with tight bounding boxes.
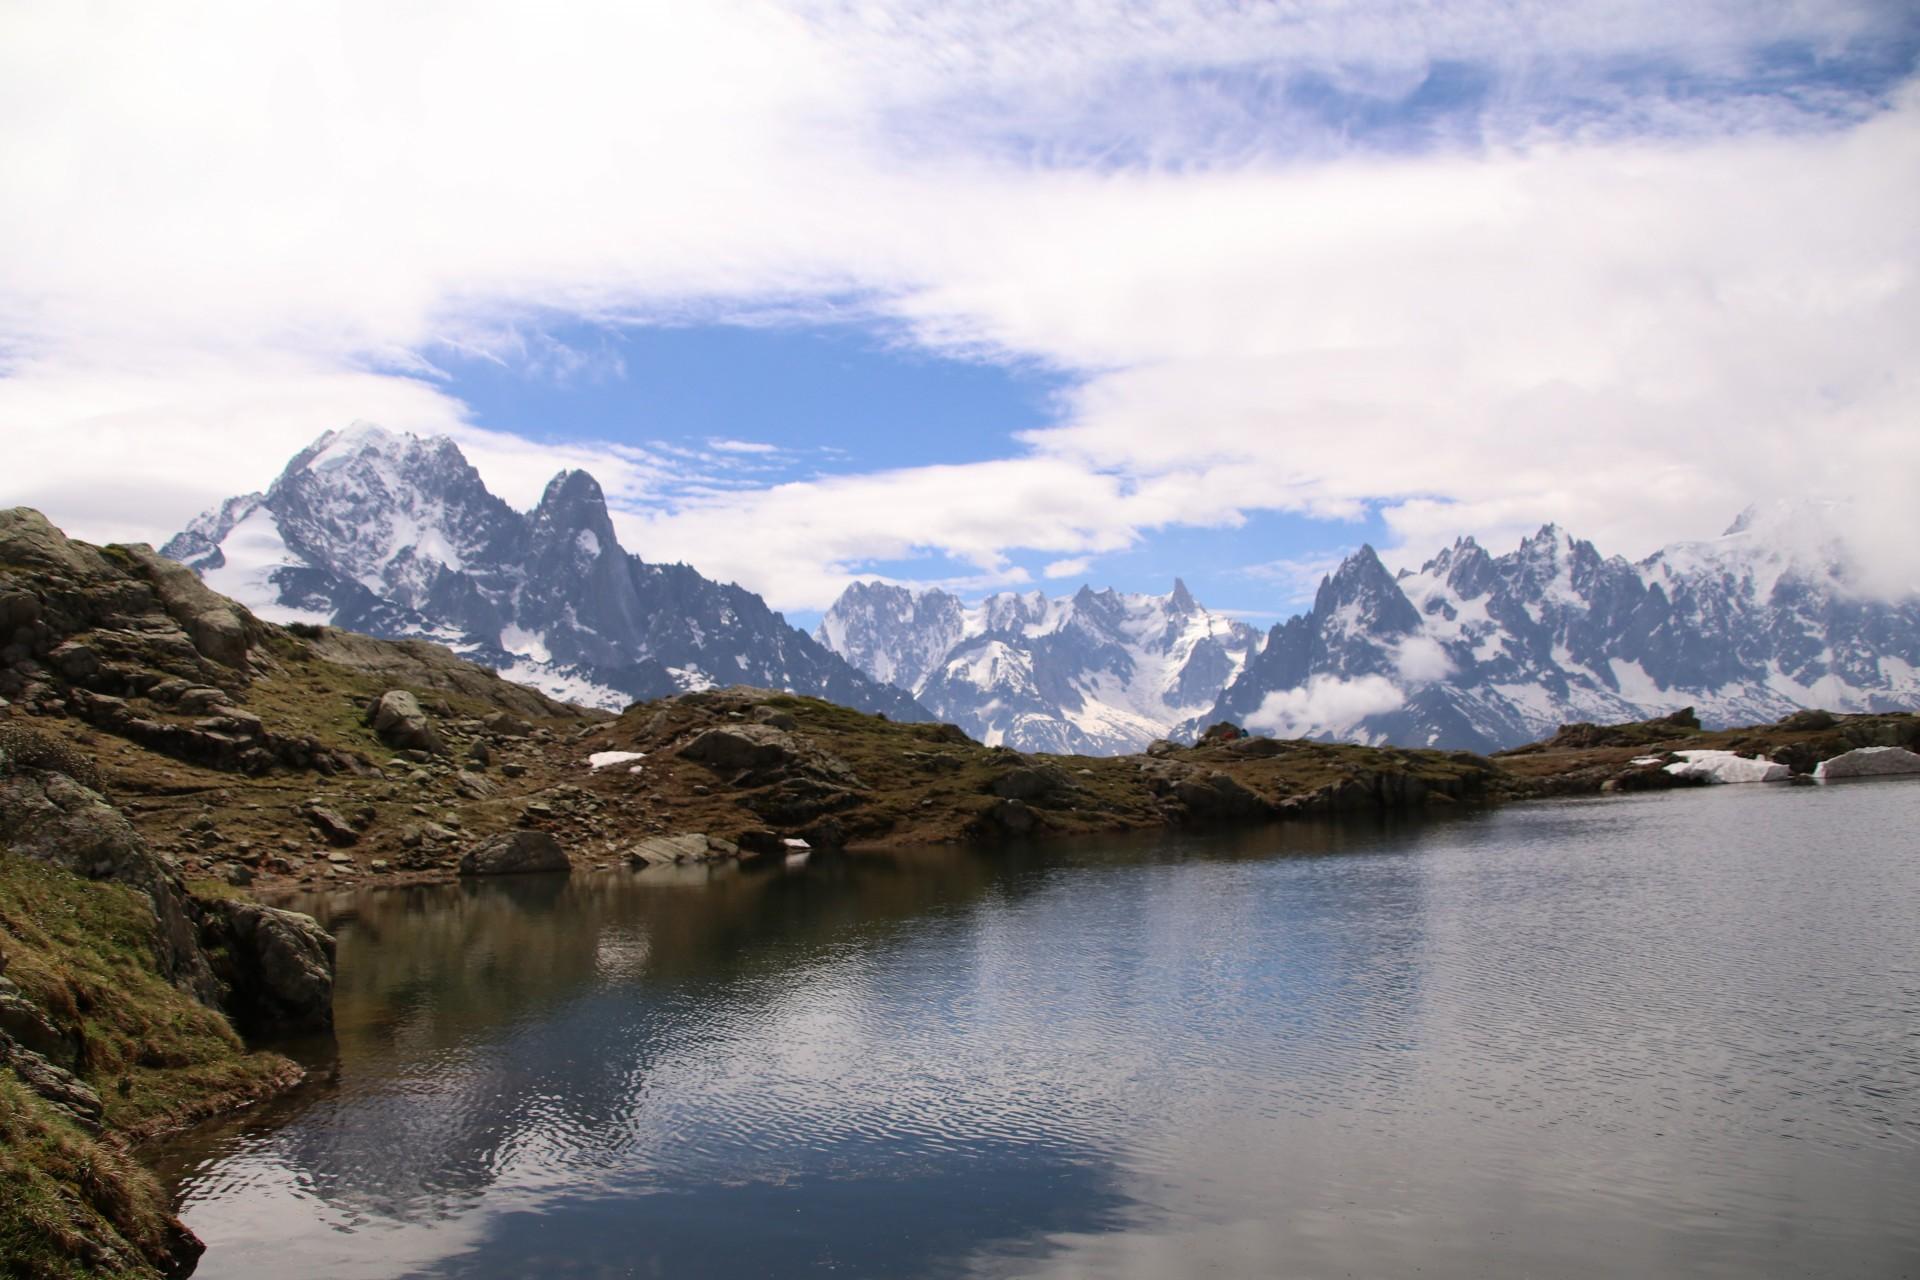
[157,782,1920,1279]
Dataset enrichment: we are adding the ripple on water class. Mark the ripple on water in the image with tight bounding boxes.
[163,781,1920,1279]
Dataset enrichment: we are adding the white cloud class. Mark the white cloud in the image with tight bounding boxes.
[1,2,1915,607]
[1245,675,1406,738]
[1392,635,1455,683]
[1043,557,1092,579]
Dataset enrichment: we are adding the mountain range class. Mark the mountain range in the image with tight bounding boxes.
[161,424,927,720]
[163,428,1914,753]
[814,579,1264,753]
[819,502,1918,753]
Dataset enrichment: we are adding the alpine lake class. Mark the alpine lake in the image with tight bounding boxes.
[154,778,1920,1279]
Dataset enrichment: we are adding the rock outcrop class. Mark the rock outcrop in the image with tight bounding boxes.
[626,833,741,866]
[1813,746,1920,780]
[200,900,337,1036]
[458,830,570,876]
[0,761,218,1003]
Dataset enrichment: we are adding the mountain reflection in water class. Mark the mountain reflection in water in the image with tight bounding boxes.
[156,783,1920,1279]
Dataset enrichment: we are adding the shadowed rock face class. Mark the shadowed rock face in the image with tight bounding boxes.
[201,900,337,1035]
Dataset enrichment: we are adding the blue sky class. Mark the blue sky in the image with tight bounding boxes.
[4,1,1918,616]
[436,318,1394,626]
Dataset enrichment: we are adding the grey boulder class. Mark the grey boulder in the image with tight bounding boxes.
[202,900,336,1036]
[365,690,445,754]
[459,830,570,876]
[1813,746,1920,781]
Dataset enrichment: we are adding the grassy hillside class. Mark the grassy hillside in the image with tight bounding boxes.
[0,855,298,1279]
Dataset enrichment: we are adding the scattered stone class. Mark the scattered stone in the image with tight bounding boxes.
[454,769,499,799]
[304,805,359,846]
[482,711,532,738]
[752,705,797,730]
[501,761,528,778]
[627,833,711,866]
[1778,708,1838,731]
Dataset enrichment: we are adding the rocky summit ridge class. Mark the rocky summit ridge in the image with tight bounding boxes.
[814,578,1265,754]
[822,501,1917,754]
[162,424,929,721]
[1200,503,1918,751]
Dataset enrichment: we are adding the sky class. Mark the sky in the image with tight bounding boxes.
[2,1,1917,628]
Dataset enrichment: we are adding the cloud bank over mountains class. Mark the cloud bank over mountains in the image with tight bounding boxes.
[2,1,1916,608]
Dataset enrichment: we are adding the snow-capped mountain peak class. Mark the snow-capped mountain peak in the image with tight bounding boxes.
[164,427,930,719]
[1200,504,1918,751]
[817,578,1264,753]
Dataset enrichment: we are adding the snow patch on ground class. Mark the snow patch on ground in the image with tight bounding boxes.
[587,751,646,772]
[1665,750,1789,784]
[500,625,551,664]
[200,506,331,625]
[496,658,626,711]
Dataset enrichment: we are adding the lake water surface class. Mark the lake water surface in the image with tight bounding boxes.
[157,782,1920,1278]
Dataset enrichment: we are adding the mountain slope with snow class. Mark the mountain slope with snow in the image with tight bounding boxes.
[163,425,930,719]
[1200,504,1920,751]
[815,578,1264,753]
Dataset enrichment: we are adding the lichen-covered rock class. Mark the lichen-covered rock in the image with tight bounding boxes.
[459,829,569,876]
